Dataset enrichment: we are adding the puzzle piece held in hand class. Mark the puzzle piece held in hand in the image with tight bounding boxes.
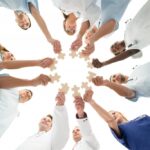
[72,85,81,97]
[57,52,65,59]
[69,50,78,59]
[79,52,90,61]
[87,71,96,82]
[87,61,93,69]
[81,82,91,90]
[49,73,60,83]
[49,59,57,71]
[59,83,70,94]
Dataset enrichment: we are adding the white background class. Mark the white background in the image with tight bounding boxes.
[0,0,149,149]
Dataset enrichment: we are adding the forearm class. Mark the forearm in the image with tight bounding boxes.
[0,60,39,69]
[104,81,135,98]
[92,19,116,42]
[103,49,140,66]
[0,76,33,88]
[77,21,90,39]
[29,3,53,43]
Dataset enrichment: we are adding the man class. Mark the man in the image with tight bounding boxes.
[72,95,100,150]
[0,0,61,53]
[16,92,69,150]
[0,88,32,137]
[92,0,150,68]
[92,61,150,102]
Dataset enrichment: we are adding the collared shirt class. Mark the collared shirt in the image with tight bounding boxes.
[0,0,39,13]
[111,115,150,150]
[73,115,100,150]
[125,62,150,101]
[17,105,69,150]
[124,0,150,53]
[0,88,19,137]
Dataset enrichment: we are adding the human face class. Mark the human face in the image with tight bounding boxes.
[72,127,81,142]
[110,73,126,84]
[111,41,125,55]
[39,116,52,132]
[19,89,32,103]
[2,51,15,61]
[109,111,127,124]
[15,12,31,30]
[64,14,77,35]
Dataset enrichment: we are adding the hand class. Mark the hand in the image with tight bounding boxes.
[50,39,62,53]
[39,58,54,68]
[55,92,65,105]
[71,38,82,51]
[81,43,95,56]
[83,89,93,103]
[92,76,105,86]
[32,74,51,86]
[74,96,85,117]
[92,58,104,68]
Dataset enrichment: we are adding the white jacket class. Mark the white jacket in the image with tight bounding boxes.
[17,105,69,150]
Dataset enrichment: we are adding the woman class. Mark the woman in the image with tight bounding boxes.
[83,89,150,150]
[0,44,52,88]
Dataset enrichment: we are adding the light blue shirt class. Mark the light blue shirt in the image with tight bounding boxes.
[0,0,39,13]
[96,0,130,29]
[125,62,150,101]
[0,88,19,137]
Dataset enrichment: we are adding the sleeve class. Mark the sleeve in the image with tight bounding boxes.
[77,114,100,150]
[110,128,128,148]
[27,0,39,13]
[50,105,69,150]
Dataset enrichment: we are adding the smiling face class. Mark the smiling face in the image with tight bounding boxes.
[2,51,15,61]
[39,115,53,132]
[72,126,82,142]
[110,73,127,84]
[111,41,126,55]
[109,111,128,124]
[15,11,31,30]
[19,89,33,103]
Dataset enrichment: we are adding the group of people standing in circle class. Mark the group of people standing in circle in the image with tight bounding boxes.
[0,0,150,150]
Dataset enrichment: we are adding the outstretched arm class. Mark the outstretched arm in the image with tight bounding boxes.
[29,3,61,53]
[92,49,140,68]
[83,89,121,136]
[92,76,135,99]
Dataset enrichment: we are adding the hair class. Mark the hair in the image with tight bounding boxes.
[25,89,33,100]
[47,114,53,120]
[62,13,75,35]
[0,44,9,53]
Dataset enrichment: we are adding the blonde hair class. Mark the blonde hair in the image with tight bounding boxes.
[0,44,9,54]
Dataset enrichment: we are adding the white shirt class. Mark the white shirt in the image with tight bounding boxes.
[51,0,101,27]
[17,105,69,150]
[73,117,100,150]
[124,0,150,57]
[0,88,19,137]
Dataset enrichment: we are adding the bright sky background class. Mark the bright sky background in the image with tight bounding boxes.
[0,0,149,149]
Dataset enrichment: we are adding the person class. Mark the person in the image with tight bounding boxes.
[92,61,150,102]
[72,95,100,150]
[92,0,150,68]
[16,92,69,150]
[0,88,32,137]
[0,0,61,53]
[83,89,150,150]
[0,44,52,88]
[77,0,130,56]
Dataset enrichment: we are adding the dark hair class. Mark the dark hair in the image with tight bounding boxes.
[47,114,53,120]
[62,13,75,35]
[0,44,9,53]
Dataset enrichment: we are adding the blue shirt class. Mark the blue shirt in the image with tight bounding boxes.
[125,62,150,101]
[96,0,130,29]
[0,0,39,13]
[111,115,150,150]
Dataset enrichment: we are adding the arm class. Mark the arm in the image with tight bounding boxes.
[83,89,121,136]
[0,58,54,69]
[92,49,140,68]
[0,74,51,88]
[51,92,69,150]
[92,76,135,99]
